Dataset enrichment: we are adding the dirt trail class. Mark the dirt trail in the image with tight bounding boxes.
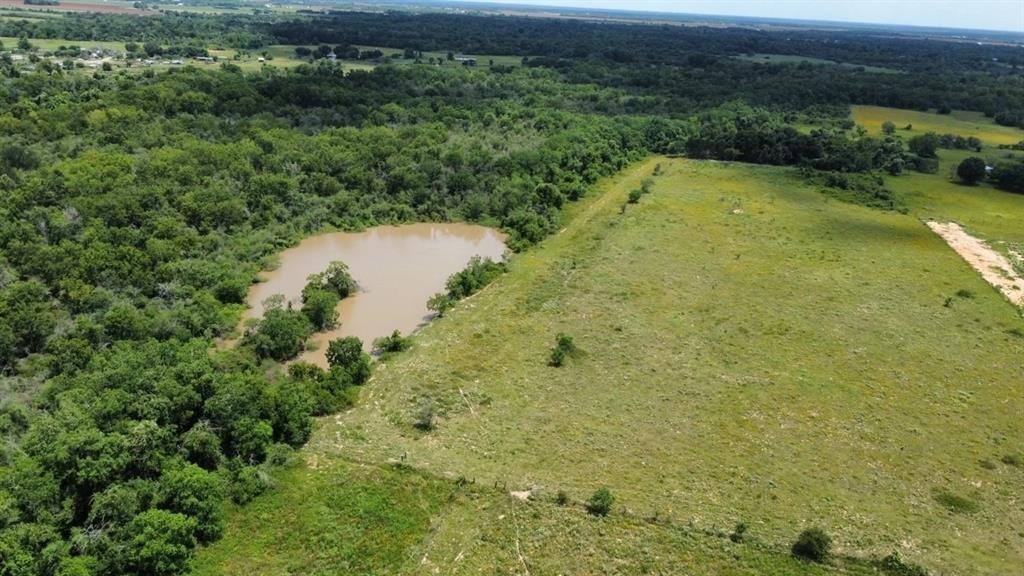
[927,221,1024,306]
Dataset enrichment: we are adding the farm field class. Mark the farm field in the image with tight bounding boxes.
[196,157,1024,575]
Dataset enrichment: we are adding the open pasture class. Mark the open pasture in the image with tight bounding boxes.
[853,105,1024,146]
[200,157,1024,575]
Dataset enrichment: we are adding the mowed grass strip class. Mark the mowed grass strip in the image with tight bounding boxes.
[309,157,1024,575]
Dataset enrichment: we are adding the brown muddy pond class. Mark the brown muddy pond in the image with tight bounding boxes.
[243,223,507,367]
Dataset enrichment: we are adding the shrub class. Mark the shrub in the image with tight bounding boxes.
[549,346,567,367]
[243,297,312,361]
[555,490,570,506]
[373,329,411,354]
[956,157,987,185]
[881,552,931,576]
[322,261,357,297]
[585,487,614,516]
[300,288,339,330]
[909,133,940,158]
[882,120,896,134]
[729,522,748,543]
[791,527,831,562]
[934,490,980,514]
[548,333,577,367]
[229,466,271,505]
[325,336,371,385]
[1001,453,1022,467]
[427,292,454,316]
[413,400,435,431]
[628,189,642,204]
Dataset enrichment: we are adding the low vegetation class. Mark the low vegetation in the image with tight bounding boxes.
[792,528,832,563]
[293,158,1024,575]
[1,6,1023,575]
[427,256,507,316]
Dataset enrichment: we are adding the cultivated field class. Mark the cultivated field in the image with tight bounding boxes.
[196,155,1024,575]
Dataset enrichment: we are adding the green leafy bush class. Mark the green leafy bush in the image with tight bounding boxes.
[791,527,831,562]
[585,487,614,516]
[373,329,412,355]
[548,333,578,367]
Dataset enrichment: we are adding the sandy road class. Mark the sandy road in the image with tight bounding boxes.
[927,220,1024,306]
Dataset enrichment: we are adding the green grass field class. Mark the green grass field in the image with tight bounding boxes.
[0,35,126,51]
[853,105,1024,146]
[735,53,899,74]
[196,155,1024,575]
[854,105,1024,254]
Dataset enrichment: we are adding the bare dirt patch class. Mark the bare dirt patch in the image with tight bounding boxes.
[927,220,1024,306]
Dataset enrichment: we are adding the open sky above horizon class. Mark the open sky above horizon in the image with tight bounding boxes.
[448,0,1024,33]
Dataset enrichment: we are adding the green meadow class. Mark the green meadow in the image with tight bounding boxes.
[196,154,1024,575]
[854,105,1024,147]
[855,105,1024,251]
[734,53,900,74]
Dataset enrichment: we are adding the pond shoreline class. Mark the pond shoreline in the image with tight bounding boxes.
[240,223,507,367]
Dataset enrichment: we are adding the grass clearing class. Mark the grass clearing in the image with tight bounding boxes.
[855,106,1024,257]
[220,156,1024,575]
[191,458,458,576]
[0,35,126,51]
[853,104,1024,146]
[735,53,900,74]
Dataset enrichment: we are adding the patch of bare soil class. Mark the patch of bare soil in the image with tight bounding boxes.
[927,221,1024,306]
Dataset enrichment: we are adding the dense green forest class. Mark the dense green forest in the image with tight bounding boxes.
[1,7,1023,575]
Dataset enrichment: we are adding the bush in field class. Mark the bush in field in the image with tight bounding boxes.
[882,120,896,134]
[791,527,831,562]
[881,552,931,576]
[956,157,987,185]
[934,490,980,514]
[585,487,614,516]
[413,400,435,431]
[548,333,577,367]
[908,132,940,158]
[991,160,1024,193]
[627,189,642,204]
[729,522,748,543]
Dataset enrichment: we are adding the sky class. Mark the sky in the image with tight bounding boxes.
[448,1,1024,33]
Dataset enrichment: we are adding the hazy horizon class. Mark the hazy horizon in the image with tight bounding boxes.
[448,0,1024,34]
